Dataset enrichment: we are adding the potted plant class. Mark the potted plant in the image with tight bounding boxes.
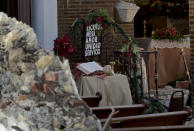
[153,25,185,42]
[53,34,76,62]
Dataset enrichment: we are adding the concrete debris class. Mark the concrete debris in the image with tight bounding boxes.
[0,12,101,131]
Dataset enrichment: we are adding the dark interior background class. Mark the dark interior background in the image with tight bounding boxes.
[0,0,31,25]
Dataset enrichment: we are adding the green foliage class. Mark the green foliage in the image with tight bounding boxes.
[121,40,138,54]
[87,9,112,23]
[143,98,167,114]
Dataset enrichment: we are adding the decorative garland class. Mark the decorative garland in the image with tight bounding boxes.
[87,9,111,27]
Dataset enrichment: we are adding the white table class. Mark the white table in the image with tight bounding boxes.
[77,74,133,106]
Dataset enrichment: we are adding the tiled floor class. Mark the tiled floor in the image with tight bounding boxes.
[185,118,194,126]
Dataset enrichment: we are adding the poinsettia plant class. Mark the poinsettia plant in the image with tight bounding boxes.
[153,25,185,42]
[53,34,76,59]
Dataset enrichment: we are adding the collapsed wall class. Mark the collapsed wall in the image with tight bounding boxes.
[0,12,101,131]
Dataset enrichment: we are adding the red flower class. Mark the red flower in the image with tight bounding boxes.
[53,33,76,59]
[158,31,166,38]
[168,25,172,30]
[54,39,63,45]
[172,27,176,32]
[62,34,70,43]
[167,26,177,37]
[154,25,184,41]
[171,27,176,36]
[53,38,63,56]
[97,16,103,23]
[63,43,76,59]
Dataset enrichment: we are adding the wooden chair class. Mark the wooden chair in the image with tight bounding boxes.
[81,92,102,107]
[101,110,191,128]
[112,125,194,131]
[91,104,146,119]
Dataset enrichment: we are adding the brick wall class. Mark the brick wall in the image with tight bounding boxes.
[57,0,134,65]
[189,0,194,115]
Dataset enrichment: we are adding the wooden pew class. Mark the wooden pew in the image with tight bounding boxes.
[81,92,102,107]
[101,110,191,128]
[91,104,146,119]
[112,125,194,131]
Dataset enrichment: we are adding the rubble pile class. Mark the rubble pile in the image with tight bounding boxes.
[0,12,101,131]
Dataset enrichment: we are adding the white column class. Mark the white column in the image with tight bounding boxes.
[31,0,58,51]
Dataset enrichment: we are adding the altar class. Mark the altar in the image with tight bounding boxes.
[135,37,190,89]
[77,74,133,106]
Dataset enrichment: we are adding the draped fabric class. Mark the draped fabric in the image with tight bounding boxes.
[18,0,31,25]
[149,40,190,89]
[77,74,133,106]
[135,38,190,89]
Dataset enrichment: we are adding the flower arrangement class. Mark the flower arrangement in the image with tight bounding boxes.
[53,34,76,60]
[86,9,112,28]
[153,25,185,42]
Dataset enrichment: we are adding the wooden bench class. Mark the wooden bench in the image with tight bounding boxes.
[101,110,191,128]
[81,92,102,107]
[112,125,194,131]
[91,104,146,119]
